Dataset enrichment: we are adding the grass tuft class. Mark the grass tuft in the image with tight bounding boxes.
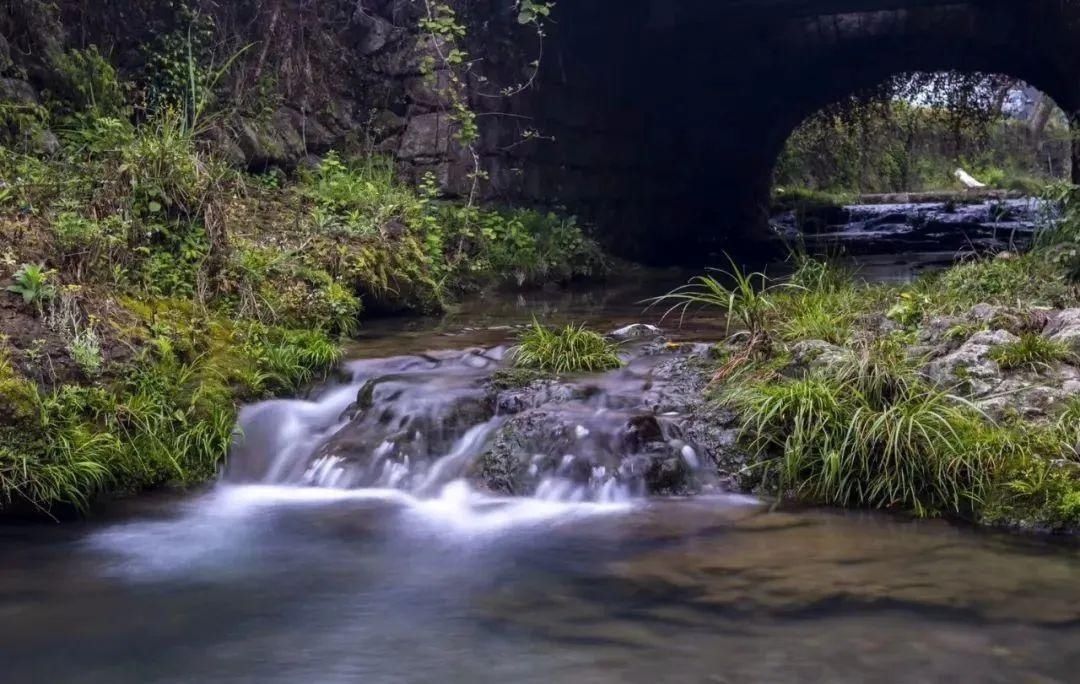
[989,333,1074,372]
[511,320,622,374]
[723,342,999,517]
[648,255,778,345]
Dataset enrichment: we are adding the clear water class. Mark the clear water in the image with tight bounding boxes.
[2,257,1077,684]
[2,491,1078,683]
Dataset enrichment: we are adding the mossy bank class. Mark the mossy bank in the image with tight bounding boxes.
[672,242,1080,534]
[0,78,604,518]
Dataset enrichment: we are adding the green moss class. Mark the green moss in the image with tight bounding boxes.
[489,367,552,390]
[0,298,341,516]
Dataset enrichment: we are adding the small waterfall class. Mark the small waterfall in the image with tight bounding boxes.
[228,342,711,506]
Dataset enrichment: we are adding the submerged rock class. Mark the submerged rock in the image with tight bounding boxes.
[473,345,743,499]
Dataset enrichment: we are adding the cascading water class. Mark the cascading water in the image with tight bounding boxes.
[225,333,716,511]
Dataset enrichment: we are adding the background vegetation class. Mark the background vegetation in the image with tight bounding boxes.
[774,75,1071,199]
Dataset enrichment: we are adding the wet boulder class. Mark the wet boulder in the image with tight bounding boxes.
[473,406,707,498]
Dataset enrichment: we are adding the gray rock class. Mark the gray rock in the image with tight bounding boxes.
[0,33,11,72]
[0,77,39,105]
[968,303,1002,324]
[397,112,452,159]
[790,339,853,370]
[924,329,1016,396]
[405,71,454,109]
[370,109,408,138]
[980,378,1074,421]
[30,129,60,156]
[355,13,395,55]
[1046,308,1080,356]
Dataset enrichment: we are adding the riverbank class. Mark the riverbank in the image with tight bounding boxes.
[0,110,606,517]
[672,249,1080,533]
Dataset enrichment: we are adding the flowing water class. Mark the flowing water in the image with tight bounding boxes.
[2,256,1079,683]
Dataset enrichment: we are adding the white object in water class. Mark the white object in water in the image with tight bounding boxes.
[954,168,987,189]
[608,324,662,340]
[681,445,700,470]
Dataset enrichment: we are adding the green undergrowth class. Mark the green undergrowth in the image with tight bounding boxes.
[723,340,1002,517]
[0,56,607,516]
[511,320,623,374]
[661,244,1080,530]
[775,100,1068,196]
[0,305,340,516]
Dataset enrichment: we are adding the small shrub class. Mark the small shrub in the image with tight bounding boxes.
[122,109,211,217]
[886,291,931,327]
[52,46,128,118]
[67,328,104,377]
[7,264,56,311]
[52,212,102,252]
[989,333,1073,371]
[511,320,622,374]
[302,153,419,236]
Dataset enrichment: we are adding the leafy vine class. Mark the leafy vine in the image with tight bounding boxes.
[418,0,555,204]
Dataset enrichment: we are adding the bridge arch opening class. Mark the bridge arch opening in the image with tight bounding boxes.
[771,72,1072,201]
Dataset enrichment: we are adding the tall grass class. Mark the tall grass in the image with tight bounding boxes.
[724,342,1000,516]
[511,320,622,374]
[990,333,1074,372]
[648,255,779,343]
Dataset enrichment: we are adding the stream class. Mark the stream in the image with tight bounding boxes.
[2,241,1079,683]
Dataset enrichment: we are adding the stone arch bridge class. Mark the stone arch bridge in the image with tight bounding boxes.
[464,0,1080,263]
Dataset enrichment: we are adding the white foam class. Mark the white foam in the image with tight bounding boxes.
[87,480,636,579]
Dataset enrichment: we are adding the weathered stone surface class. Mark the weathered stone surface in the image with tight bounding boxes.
[925,329,1015,396]
[0,77,37,104]
[922,326,1080,421]
[1047,309,1080,356]
[0,33,11,72]
[397,112,451,159]
[790,339,854,370]
[354,12,396,55]
[405,71,453,109]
